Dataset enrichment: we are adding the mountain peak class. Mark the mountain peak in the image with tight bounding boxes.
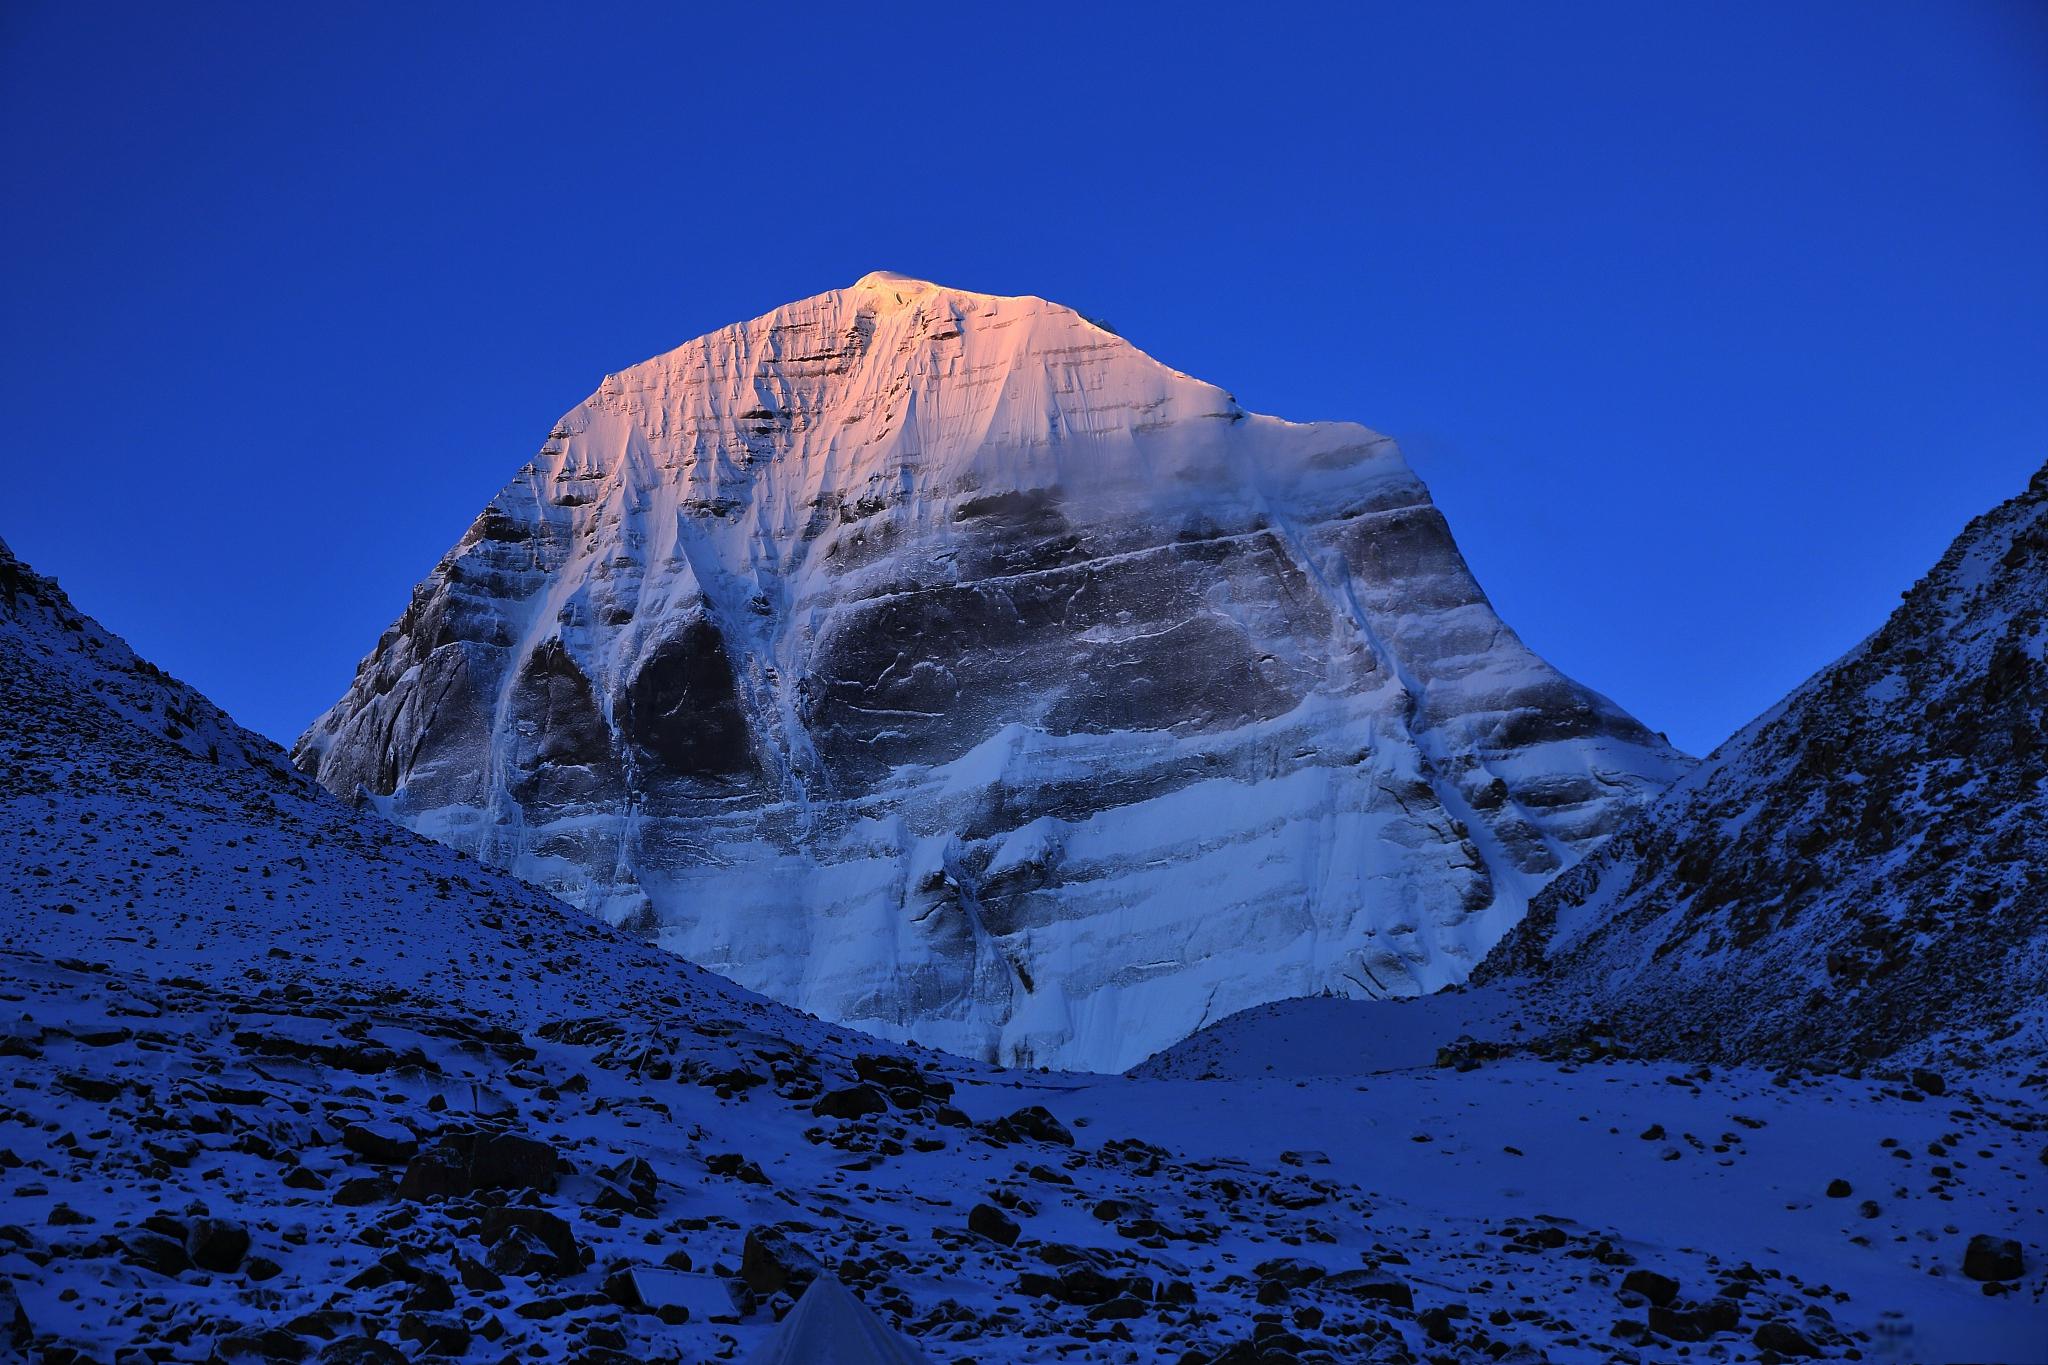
[841,270,1049,317]
[296,282,1688,1070]
[850,268,942,293]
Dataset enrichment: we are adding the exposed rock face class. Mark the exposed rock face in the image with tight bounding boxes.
[294,273,1686,1069]
[1482,462,2048,1067]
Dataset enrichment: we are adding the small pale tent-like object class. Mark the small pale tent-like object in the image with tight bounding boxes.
[747,1275,931,1365]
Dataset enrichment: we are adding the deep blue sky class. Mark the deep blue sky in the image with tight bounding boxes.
[3,3,2043,755]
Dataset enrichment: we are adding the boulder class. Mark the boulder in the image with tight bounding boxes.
[343,1121,419,1165]
[743,1225,825,1298]
[478,1207,582,1276]
[812,1085,889,1120]
[1254,1257,1327,1289]
[1648,1298,1740,1342]
[967,1204,1020,1247]
[854,1054,954,1103]
[333,1176,395,1207]
[1321,1269,1413,1309]
[987,1106,1074,1147]
[454,1251,503,1291]
[588,1181,644,1214]
[1963,1234,2024,1282]
[1752,1320,1822,1357]
[600,1155,660,1207]
[459,1131,559,1192]
[56,1072,121,1103]
[185,1216,250,1272]
[118,1228,191,1277]
[395,1129,560,1201]
[1015,1263,1148,1307]
[397,1311,471,1357]
[394,1148,470,1203]
[706,1152,771,1184]
[402,1271,455,1312]
[1620,1268,1678,1307]
[486,1226,559,1278]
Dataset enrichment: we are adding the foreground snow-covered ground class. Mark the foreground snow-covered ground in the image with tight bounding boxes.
[1134,993,2048,1364]
[2,538,2042,1363]
[8,951,2043,1364]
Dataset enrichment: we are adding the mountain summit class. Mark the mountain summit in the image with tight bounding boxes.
[295,275,1686,1068]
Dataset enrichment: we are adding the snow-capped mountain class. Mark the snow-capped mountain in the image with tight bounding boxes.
[295,273,1687,1070]
[1481,461,2048,1067]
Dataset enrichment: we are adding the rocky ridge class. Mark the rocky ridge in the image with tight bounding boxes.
[1479,460,2048,1069]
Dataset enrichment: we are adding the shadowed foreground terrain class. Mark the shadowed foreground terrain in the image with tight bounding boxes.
[0,497,2042,1364]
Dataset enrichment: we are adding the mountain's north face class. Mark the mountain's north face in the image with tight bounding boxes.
[296,273,1687,1069]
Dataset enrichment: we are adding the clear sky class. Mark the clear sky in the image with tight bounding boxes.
[3,2,2043,756]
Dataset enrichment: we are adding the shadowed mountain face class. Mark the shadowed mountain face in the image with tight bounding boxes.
[295,273,1687,1070]
[1482,462,2048,1069]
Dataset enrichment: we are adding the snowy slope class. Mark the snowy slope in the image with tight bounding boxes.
[295,272,1687,1071]
[0,538,832,1032]
[1480,461,2048,1067]
[3,544,2039,1363]
[1124,990,2046,1364]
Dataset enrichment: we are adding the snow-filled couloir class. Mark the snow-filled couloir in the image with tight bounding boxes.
[294,274,1689,1070]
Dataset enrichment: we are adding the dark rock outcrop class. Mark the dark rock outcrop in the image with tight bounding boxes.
[1483,462,2048,1067]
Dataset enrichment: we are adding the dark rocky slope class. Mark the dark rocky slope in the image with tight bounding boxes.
[1480,462,2048,1069]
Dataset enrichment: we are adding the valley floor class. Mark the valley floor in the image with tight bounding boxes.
[5,952,2040,1364]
